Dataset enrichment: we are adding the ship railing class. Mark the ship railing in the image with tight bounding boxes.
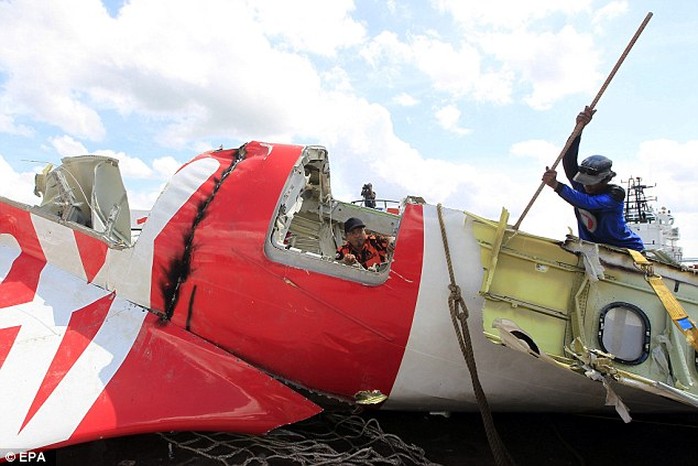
[351,198,402,215]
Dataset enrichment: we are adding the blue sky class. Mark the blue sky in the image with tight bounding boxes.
[1,0,697,256]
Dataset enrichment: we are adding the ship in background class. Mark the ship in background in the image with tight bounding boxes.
[624,176,684,264]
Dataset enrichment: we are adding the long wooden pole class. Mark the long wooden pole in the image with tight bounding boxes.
[513,12,653,230]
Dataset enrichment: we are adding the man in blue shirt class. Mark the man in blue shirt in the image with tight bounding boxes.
[542,107,644,251]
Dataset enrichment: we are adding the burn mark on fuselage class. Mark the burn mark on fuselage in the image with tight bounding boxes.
[159,147,244,322]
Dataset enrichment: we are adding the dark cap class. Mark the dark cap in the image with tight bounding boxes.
[344,217,365,234]
[573,155,615,185]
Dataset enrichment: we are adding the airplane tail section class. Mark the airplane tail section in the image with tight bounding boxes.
[0,195,321,454]
[63,310,322,447]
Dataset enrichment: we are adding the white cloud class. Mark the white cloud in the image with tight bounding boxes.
[0,154,40,205]
[245,0,366,56]
[93,150,153,179]
[511,139,560,167]
[432,0,591,30]
[307,94,477,204]
[0,1,111,140]
[48,135,154,179]
[1,0,694,262]
[633,139,698,210]
[0,0,363,149]
[593,1,629,27]
[480,26,602,109]
[0,0,612,153]
[361,31,413,69]
[411,35,483,98]
[393,93,419,107]
[434,105,471,136]
[152,156,184,180]
[628,139,698,260]
[50,135,89,157]
[321,66,355,93]
[360,4,605,109]
[0,113,33,136]
[361,31,515,105]
[126,182,167,211]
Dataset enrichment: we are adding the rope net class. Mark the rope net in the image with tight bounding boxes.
[159,409,439,466]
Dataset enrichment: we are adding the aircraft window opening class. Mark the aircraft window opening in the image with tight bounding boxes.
[266,145,399,284]
[597,302,651,365]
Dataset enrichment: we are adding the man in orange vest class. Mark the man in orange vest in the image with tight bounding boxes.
[336,217,392,269]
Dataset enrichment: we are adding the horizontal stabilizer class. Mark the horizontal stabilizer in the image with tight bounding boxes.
[61,312,322,446]
[1,232,320,454]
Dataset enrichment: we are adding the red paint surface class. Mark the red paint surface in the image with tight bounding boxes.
[1,141,428,451]
[65,313,320,446]
[0,326,21,370]
[20,294,115,432]
[0,206,46,307]
[74,231,109,282]
[148,142,424,401]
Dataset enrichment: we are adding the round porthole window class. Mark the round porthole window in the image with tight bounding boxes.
[597,302,650,365]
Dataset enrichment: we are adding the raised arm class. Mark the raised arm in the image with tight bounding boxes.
[562,106,596,182]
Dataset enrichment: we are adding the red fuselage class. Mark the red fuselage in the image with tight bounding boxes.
[149,143,424,401]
